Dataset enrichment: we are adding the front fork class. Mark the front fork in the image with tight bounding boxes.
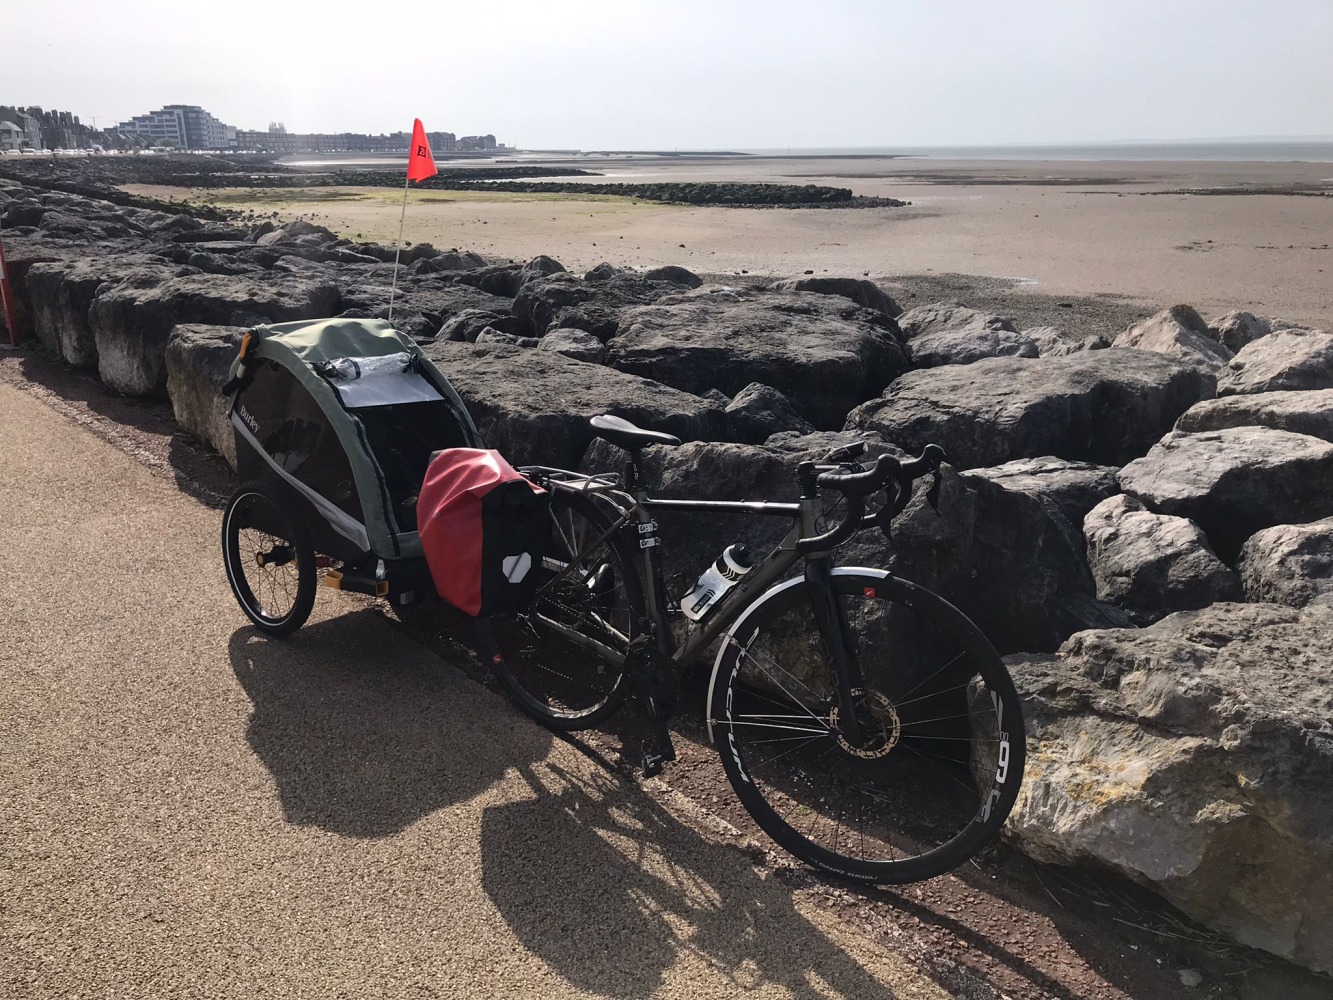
[805,556,867,748]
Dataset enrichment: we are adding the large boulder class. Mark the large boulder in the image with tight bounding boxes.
[1216,329,1333,396]
[513,270,691,341]
[90,272,340,397]
[847,350,1214,470]
[1118,427,1333,561]
[336,270,512,341]
[642,265,703,289]
[437,308,518,342]
[769,276,901,317]
[895,302,1037,368]
[609,286,909,429]
[1207,310,1304,353]
[1112,304,1233,371]
[1006,603,1333,972]
[538,327,606,364]
[724,383,815,444]
[164,324,247,469]
[419,341,727,468]
[1174,389,1333,444]
[1236,518,1333,608]
[966,457,1119,527]
[869,467,1129,653]
[23,255,171,368]
[586,435,1125,654]
[1083,494,1242,624]
[1021,326,1110,358]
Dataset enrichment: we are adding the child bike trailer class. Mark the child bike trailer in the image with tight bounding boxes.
[220,317,483,635]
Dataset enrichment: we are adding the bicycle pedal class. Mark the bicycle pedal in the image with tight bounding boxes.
[641,751,664,778]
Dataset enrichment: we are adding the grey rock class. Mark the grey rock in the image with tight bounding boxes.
[419,341,727,468]
[1174,389,1333,444]
[584,436,1125,654]
[514,270,690,341]
[255,220,338,246]
[1119,427,1333,561]
[24,256,172,368]
[538,327,606,363]
[897,302,1019,340]
[1022,326,1110,357]
[583,262,621,282]
[474,327,518,345]
[609,286,909,428]
[407,249,489,273]
[1236,518,1333,608]
[337,271,512,342]
[437,308,518,342]
[769,276,901,317]
[1112,305,1233,371]
[896,301,1038,367]
[1,199,46,228]
[724,383,816,444]
[642,265,703,288]
[967,457,1120,527]
[848,350,1214,470]
[1083,494,1242,624]
[90,272,340,397]
[1206,310,1301,353]
[164,324,247,469]
[1005,603,1333,973]
[1216,329,1333,396]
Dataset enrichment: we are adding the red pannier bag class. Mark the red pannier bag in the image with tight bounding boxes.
[417,449,550,616]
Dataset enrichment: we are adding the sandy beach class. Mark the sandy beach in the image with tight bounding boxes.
[125,154,1333,330]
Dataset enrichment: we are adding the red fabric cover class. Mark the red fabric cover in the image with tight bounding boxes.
[417,449,528,615]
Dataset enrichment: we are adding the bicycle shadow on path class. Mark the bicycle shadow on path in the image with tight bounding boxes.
[228,609,554,838]
[480,750,935,1000]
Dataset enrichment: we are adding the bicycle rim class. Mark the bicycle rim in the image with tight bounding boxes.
[710,571,1024,883]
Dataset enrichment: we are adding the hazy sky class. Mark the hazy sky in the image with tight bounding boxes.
[5,0,1331,149]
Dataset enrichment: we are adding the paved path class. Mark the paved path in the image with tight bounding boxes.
[0,382,946,999]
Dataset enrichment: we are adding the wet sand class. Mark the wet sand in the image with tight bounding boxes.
[126,155,1333,329]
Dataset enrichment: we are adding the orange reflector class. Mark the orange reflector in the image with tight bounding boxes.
[238,331,254,360]
[374,580,390,597]
[325,570,344,590]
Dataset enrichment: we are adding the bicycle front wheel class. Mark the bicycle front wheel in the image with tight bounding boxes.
[478,488,644,731]
[709,570,1025,884]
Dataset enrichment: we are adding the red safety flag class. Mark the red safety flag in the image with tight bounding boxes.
[407,118,438,182]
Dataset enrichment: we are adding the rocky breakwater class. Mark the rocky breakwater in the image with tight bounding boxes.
[6,174,1333,973]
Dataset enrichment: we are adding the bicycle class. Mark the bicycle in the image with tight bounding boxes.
[475,414,1026,885]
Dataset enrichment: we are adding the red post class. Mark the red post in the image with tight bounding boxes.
[0,232,20,348]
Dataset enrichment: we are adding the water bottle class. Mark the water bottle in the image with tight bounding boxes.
[679,544,755,621]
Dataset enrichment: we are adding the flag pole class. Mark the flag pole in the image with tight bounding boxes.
[388,171,410,323]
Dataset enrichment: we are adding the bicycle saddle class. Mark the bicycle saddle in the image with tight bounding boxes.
[590,414,682,452]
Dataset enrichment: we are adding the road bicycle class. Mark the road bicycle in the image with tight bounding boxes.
[475,414,1026,885]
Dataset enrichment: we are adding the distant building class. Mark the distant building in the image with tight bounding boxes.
[458,134,496,151]
[0,120,22,151]
[233,127,459,154]
[116,104,233,150]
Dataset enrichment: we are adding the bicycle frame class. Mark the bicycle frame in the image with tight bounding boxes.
[525,458,874,748]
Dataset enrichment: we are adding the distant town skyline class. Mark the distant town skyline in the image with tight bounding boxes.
[6,1,1331,149]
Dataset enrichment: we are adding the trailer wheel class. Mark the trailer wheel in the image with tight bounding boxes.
[222,481,317,636]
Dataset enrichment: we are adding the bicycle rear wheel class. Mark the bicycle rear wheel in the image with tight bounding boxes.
[479,488,644,730]
[709,569,1024,884]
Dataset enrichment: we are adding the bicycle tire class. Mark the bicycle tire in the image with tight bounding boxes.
[222,480,318,637]
[479,488,645,730]
[709,569,1025,884]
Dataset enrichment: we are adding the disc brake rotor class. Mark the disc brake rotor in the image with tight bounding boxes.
[828,688,902,759]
